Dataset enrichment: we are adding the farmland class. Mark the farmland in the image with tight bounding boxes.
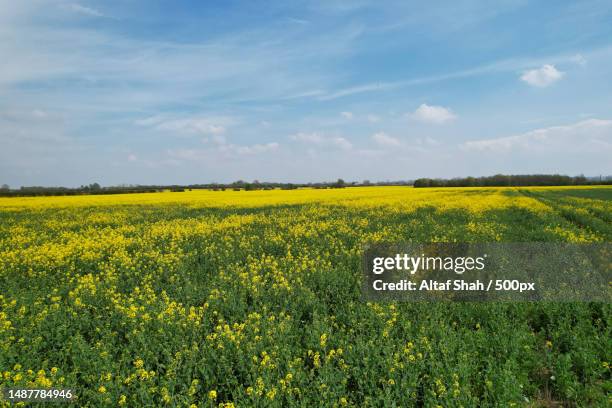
[0,186,610,406]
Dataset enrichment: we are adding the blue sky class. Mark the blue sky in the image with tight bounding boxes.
[1,0,611,186]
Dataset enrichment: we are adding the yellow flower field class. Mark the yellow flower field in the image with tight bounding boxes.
[0,186,610,406]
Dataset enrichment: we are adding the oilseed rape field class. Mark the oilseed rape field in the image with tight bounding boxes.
[0,186,610,407]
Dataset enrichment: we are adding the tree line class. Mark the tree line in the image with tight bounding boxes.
[0,179,394,197]
[413,174,612,188]
[1,175,609,197]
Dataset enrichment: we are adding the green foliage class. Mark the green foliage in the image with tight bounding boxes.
[0,187,610,407]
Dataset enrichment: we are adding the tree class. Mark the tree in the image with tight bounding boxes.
[335,178,346,188]
[0,184,9,191]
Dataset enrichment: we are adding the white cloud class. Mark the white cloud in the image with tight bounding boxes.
[412,103,457,124]
[127,154,137,162]
[367,114,380,123]
[341,111,353,119]
[64,3,105,18]
[372,132,401,147]
[332,138,353,150]
[229,142,279,155]
[520,64,564,87]
[462,119,612,152]
[291,132,352,150]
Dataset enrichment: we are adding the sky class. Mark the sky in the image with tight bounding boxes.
[1,0,612,187]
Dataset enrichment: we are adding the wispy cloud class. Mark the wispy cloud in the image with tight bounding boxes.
[0,4,361,108]
[64,3,105,18]
[287,17,310,25]
[312,50,602,100]
[223,142,280,155]
[571,54,587,66]
[135,115,232,136]
[463,119,612,152]
[291,132,352,150]
[168,141,280,160]
[372,132,401,147]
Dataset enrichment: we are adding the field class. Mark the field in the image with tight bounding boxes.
[0,186,610,407]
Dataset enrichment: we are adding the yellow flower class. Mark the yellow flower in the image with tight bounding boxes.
[50,367,58,375]
[98,386,107,394]
[37,377,52,388]
[118,395,127,405]
[319,333,328,348]
[134,359,144,368]
[208,390,217,401]
[313,352,321,368]
[340,397,348,406]
[266,388,277,400]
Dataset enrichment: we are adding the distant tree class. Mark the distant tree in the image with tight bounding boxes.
[0,184,9,191]
[413,178,431,188]
[574,174,587,185]
[335,178,346,188]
